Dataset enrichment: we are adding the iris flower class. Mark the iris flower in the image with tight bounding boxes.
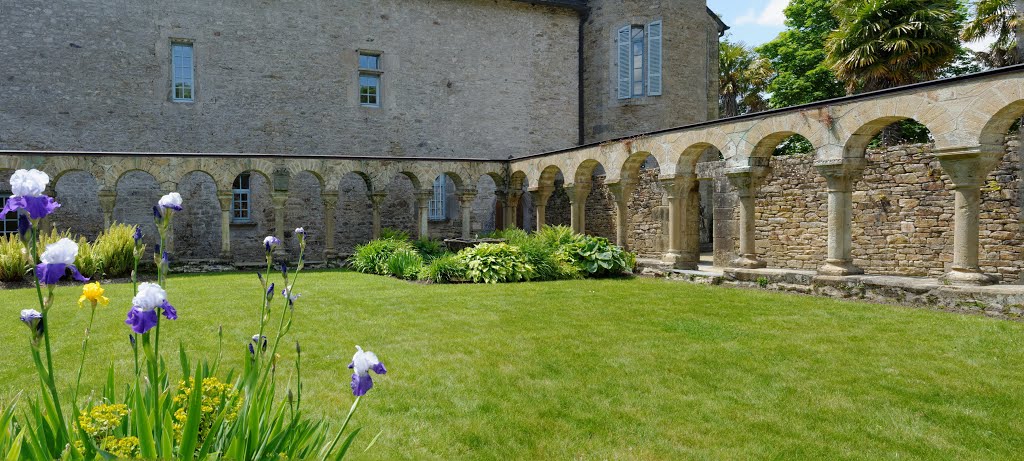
[124,282,177,334]
[37,238,89,285]
[20,309,44,341]
[0,169,60,220]
[78,282,110,308]
[264,236,281,252]
[348,346,387,396]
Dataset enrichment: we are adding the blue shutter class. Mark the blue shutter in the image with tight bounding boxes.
[617,25,631,99]
[647,20,663,96]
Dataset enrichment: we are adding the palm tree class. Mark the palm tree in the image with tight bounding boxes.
[962,0,1024,67]
[826,0,962,93]
[719,39,770,117]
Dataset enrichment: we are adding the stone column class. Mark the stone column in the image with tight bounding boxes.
[936,149,1003,285]
[659,174,699,269]
[506,190,523,230]
[816,159,866,276]
[564,182,591,234]
[322,192,339,261]
[606,180,636,249]
[457,191,477,238]
[414,190,432,239]
[725,166,770,269]
[271,192,288,259]
[369,192,387,240]
[217,191,233,260]
[98,189,116,230]
[529,187,553,229]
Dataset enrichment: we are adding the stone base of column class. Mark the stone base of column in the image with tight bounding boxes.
[220,251,232,261]
[944,268,999,286]
[662,252,698,270]
[731,254,767,269]
[818,259,864,276]
[324,249,338,261]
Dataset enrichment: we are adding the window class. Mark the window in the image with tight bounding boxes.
[0,196,17,236]
[429,175,447,221]
[232,173,251,223]
[359,51,382,107]
[617,21,662,99]
[172,42,195,102]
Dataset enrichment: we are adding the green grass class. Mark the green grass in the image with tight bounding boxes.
[2,271,1023,460]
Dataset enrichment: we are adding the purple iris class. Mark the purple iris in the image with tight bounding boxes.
[264,236,281,252]
[36,262,89,285]
[133,227,143,245]
[153,205,163,220]
[266,283,275,302]
[2,196,61,221]
[249,334,268,356]
[124,282,177,334]
[17,215,30,239]
[36,238,89,285]
[348,346,387,397]
[20,309,44,340]
[2,169,60,220]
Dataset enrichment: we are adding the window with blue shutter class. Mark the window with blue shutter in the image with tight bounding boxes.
[429,174,447,221]
[617,20,663,99]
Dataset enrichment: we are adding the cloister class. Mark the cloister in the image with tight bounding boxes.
[2,65,1023,286]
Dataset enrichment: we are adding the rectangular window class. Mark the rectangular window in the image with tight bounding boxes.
[429,175,447,221]
[0,196,17,236]
[359,51,382,108]
[618,21,663,99]
[171,43,194,102]
[232,173,251,223]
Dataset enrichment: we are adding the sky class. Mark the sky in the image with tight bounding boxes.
[706,0,996,51]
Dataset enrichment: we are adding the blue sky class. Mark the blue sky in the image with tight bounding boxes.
[707,0,788,47]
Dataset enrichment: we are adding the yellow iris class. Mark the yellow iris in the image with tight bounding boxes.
[78,282,110,308]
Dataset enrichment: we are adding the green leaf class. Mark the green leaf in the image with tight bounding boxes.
[178,365,207,460]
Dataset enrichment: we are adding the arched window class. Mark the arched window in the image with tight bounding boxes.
[232,173,251,223]
[429,174,447,221]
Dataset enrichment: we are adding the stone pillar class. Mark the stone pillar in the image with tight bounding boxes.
[369,192,387,240]
[606,180,636,249]
[322,192,339,260]
[659,174,699,269]
[564,182,591,234]
[457,191,477,238]
[529,187,553,229]
[725,166,770,269]
[936,149,1003,285]
[217,192,233,260]
[414,190,432,239]
[271,192,288,259]
[98,189,116,230]
[816,159,866,276]
[506,190,523,230]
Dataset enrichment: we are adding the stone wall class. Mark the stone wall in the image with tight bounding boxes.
[749,139,1023,283]
[0,0,580,159]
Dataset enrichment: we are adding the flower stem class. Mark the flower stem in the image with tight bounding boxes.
[28,224,69,447]
[72,305,96,406]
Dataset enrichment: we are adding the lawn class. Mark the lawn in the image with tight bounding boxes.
[2,271,1023,460]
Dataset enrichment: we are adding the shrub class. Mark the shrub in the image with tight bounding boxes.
[562,235,634,278]
[419,253,465,283]
[74,237,103,280]
[487,228,530,245]
[459,243,533,284]
[351,238,415,275]
[93,223,139,278]
[514,238,571,281]
[379,227,411,241]
[387,248,424,280]
[0,234,28,282]
[534,225,582,250]
[413,237,448,262]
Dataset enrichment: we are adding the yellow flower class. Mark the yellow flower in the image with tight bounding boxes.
[78,282,109,308]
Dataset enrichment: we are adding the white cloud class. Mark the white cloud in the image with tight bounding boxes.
[964,34,997,53]
[733,0,788,27]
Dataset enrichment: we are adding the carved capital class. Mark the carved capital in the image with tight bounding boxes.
[456,191,477,204]
[528,187,553,206]
[935,148,1003,189]
[658,174,698,200]
[369,192,388,207]
[815,158,865,193]
[322,192,340,209]
[725,166,771,197]
[271,192,288,208]
[414,190,432,207]
[217,192,233,211]
[98,190,117,213]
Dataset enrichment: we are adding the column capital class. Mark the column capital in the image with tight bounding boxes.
[815,159,865,192]
[456,190,477,203]
[321,191,339,209]
[414,190,432,206]
[564,182,592,204]
[606,180,636,203]
[725,166,771,197]
[935,147,1003,189]
[217,191,233,211]
[528,186,553,204]
[98,189,117,212]
[369,191,388,206]
[658,174,698,199]
[507,189,523,207]
[271,192,288,207]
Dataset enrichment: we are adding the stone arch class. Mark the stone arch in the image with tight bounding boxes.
[979,99,1024,153]
[471,174,500,235]
[49,170,104,240]
[174,170,221,260]
[372,169,422,192]
[379,172,418,237]
[538,164,563,190]
[336,171,374,253]
[676,142,723,175]
[113,170,162,249]
[619,151,656,183]
[843,116,934,158]
[749,131,818,159]
[573,159,605,185]
[285,171,324,258]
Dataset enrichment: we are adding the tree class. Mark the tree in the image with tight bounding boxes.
[826,0,964,93]
[962,0,1024,67]
[756,0,846,109]
[719,39,770,117]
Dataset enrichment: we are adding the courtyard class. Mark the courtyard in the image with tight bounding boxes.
[3,271,1022,459]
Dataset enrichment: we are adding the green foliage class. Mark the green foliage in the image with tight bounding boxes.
[772,135,815,156]
[867,119,934,148]
[515,237,580,281]
[962,0,1022,67]
[533,225,582,250]
[419,253,466,283]
[351,238,415,275]
[756,0,846,109]
[459,243,533,284]
[826,0,963,93]
[387,248,424,280]
[379,227,411,241]
[412,238,448,262]
[0,234,29,282]
[74,237,102,280]
[93,223,139,278]
[720,38,771,117]
[486,228,530,245]
[562,236,635,278]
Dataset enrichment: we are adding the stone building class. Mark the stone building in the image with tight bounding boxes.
[0,0,726,262]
